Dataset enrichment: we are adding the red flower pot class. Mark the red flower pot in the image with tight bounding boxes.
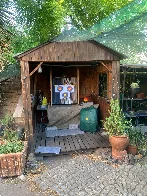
[109,135,129,160]
[127,145,138,156]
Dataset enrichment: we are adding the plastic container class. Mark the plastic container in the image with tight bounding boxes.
[80,106,98,133]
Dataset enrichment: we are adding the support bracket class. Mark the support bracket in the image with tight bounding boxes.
[99,61,112,73]
[29,62,43,77]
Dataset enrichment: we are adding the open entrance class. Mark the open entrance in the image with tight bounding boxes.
[52,67,77,105]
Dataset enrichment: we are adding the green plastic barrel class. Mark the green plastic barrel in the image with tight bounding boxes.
[80,106,98,133]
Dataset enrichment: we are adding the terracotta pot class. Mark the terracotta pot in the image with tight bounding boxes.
[136,93,145,99]
[127,145,138,156]
[109,135,129,160]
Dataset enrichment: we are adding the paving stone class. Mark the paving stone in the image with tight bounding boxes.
[32,154,147,196]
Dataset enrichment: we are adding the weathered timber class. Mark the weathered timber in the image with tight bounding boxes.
[29,62,43,77]
[112,61,120,99]
[33,126,110,155]
[77,67,80,104]
[21,61,33,148]
[18,41,121,62]
[50,67,52,106]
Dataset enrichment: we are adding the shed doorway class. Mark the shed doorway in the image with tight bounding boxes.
[52,67,78,105]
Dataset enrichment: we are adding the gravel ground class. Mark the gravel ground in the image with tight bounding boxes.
[0,149,147,196]
[34,154,147,196]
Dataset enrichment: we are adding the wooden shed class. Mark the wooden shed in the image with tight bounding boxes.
[14,40,126,147]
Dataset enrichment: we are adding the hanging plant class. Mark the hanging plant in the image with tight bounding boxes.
[130,80,140,89]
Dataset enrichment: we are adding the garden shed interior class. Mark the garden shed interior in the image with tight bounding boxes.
[14,40,125,151]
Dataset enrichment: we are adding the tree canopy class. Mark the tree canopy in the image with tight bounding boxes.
[64,0,133,29]
[12,0,133,52]
[55,0,147,64]
[1,0,146,72]
[0,0,13,71]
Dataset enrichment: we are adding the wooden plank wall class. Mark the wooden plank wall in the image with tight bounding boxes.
[36,67,51,104]
[97,97,110,120]
[79,66,98,100]
[79,63,112,101]
[91,95,110,121]
[21,41,120,62]
[77,67,79,104]
[50,68,52,106]
[96,63,112,99]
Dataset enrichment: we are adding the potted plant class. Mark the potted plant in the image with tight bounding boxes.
[130,80,140,97]
[0,114,25,143]
[127,127,144,155]
[0,115,28,178]
[103,99,131,160]
[0,129,28,178]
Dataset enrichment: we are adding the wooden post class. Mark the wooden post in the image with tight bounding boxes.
[33,72,37,95]
[21,60,28,139]
[50,67,52,106]
[112,61,120,99]
[77,67,80,104]
[20,60,32,148]
[107,64,112,99]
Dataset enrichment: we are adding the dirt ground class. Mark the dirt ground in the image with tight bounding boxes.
[0,180,44,196]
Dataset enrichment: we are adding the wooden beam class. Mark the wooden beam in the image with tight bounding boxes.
[107,64,112,99]
[99,61,112,73]
[26,62,33,147]
[50,67,52,106]
[112,61,120,99]
[21,61,30,140]
[33,72,37,95]
[21,60,33,151]
[29,62,43,77]
[77,67,80,104]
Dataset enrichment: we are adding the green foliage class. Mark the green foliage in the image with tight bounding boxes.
[1,0,146,67]
[14,0,67,46]
[0,114,15,130]
[0,141,24,154]
[127,127,144,146]
[3,129,19,142]
[0,0,14,71]
[103,99,132,136]
[12,0,133,52]
[139,136,147,155]
[64,0,133,29]
[128,127,147,155]
[0,116,24,154]
[57,0,147,64]
[130,80,140,88]
[130,83,139,89]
